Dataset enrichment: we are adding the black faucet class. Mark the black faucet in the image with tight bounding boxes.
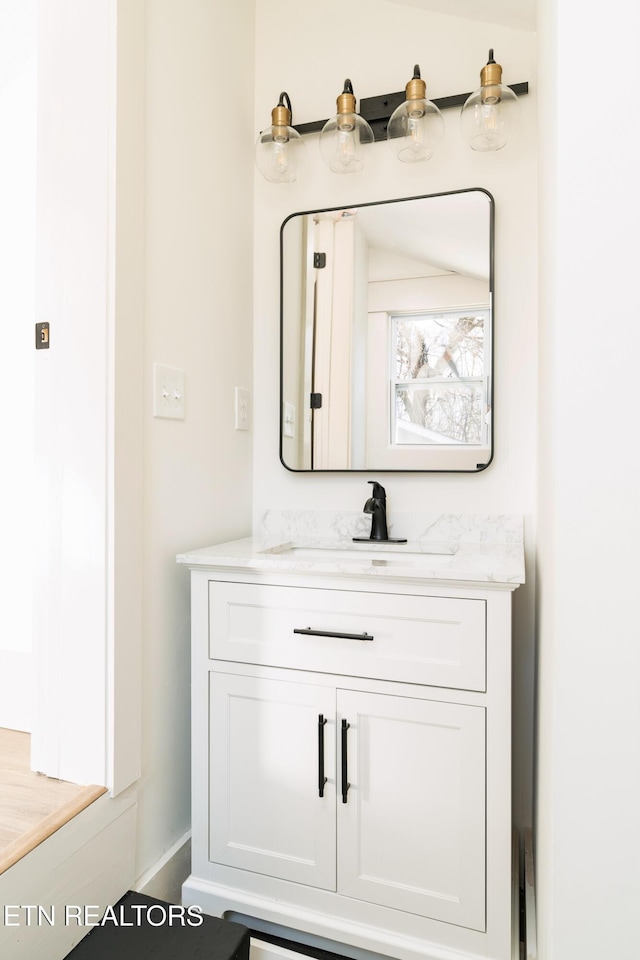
[353,482,407,543]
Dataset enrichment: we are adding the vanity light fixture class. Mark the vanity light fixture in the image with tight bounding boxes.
[460,50,520,151]
[319,79,374,174]
[386,65,444,163]
[255,91,306,183]
[257,65,528,182]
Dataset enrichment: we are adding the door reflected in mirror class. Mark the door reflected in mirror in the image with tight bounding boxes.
[280,189,494,472]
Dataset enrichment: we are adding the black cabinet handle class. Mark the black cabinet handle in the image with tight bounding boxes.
[341,719,350,803]
[318,714,328,797]
[294,627,374,642]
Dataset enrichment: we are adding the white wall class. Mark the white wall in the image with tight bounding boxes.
[31,0,254,884]
[536,0,640,956]
[137,0,255,879]
[0,0,36,732]
[253,0,537,829]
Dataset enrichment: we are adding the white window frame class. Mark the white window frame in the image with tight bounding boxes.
[389,306,491,448]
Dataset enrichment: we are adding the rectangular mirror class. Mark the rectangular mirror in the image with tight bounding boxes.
[280,188,494,472]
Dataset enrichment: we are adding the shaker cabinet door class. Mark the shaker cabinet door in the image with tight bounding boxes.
[336,689,486,931]
[209,673,336,889]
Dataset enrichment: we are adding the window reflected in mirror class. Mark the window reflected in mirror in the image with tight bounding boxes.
[391,309,490,446]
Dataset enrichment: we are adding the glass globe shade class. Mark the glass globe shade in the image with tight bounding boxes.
[386,98,444,163]
[460,84,520,152]
[319,113,374,174]
[255,125,305,183]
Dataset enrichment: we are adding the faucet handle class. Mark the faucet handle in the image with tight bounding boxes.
[368,481,386,499]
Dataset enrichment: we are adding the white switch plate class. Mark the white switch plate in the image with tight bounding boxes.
[235,387,250,431]
[153,364,185,420]
[283,401,295,438]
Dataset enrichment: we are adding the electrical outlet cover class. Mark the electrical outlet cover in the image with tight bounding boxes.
[235,387,250,431]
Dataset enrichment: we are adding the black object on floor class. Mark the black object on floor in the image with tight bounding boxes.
[64,892,250,960]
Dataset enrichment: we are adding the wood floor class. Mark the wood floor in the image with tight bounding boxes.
[0,727,106,876]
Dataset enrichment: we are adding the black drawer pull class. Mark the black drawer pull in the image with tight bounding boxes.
[341,718,350,804]
[294,627,374,642]
[318,714,328,797]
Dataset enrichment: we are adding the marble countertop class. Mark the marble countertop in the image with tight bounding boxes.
[177,512,525,586]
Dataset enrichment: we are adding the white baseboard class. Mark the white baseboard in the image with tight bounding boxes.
[0,789,136,960]
[134,831,191,904]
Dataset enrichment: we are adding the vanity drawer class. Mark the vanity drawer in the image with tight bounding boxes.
[209,581,486,691]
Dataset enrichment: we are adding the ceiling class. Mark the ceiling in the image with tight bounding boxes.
[383,0,536,31]
[355,191,491,281]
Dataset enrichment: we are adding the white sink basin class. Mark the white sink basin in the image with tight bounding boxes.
[263,543,457,565]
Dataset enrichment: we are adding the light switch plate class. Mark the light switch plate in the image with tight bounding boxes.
[283,402,295,438]
[235,387,250,431]
[153,364,185,419]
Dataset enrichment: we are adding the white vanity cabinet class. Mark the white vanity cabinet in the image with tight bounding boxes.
[182,556,520,960]
[209,674,485,930]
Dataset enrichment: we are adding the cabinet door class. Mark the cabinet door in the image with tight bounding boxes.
[209,673,336,889]
[337,690,486,931]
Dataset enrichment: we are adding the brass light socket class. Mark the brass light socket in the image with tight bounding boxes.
[405,74,427,119]
[270,102,291,142]
[480,60,502,87]
[480,52,503,104]
[405,76,426,102]
[336,82,357,132]
[337,90,357,116]
[271,103,291,127]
